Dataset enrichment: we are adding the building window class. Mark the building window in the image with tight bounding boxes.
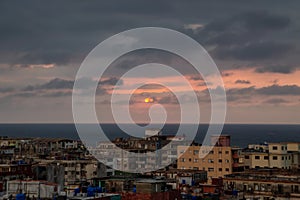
[225,151,229,154]
[209,151,214,154]
[225,168,229,172]
[193,150,199,155]
[218,168,222,172]
[193,167,199,170]
[273,156,278,160]
[218,151,222,154]
[295,185,299,193]
[189,158,192,162]
[194,158,198,163]
[272,146,278,150]
[225,159,229,163]
[218,159,222,163]
[208,159,214,163]
[255,156,260,160]
[281,146,284,150]
[208,168,214,172]
[282,156,284,160]
[264,156,269,160]
[245,155,250,159]
[181,158,185,162]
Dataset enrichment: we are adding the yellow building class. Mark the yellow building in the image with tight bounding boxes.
[243,152,269,169]
[177,145,232,182]
[269,143,293,169]
[242,142,300,170]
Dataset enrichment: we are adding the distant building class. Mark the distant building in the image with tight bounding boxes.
[243,151,269,169]
[93,134,190,173]
[34,159,106,195]
[95,177,181,200]
[241,142,300,170]
[145,129,162,137]
[177,144,233,183]
[211,135,230,147]
[6,180,58,199]
[224,169,300,198]
[0,162,32,193]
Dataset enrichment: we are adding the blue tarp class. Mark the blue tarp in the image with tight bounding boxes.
[16,193,25,200]
[87,186,102,197]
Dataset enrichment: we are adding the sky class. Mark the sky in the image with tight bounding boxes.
[0,1,300,124]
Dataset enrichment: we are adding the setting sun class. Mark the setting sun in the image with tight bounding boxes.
[144,97,154,103]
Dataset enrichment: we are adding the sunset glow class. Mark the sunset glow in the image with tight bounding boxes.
[144,97,154,103]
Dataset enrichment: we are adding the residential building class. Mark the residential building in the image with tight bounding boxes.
[177,144,232,183]
[224,169,300,198]
[92,130,190,173]
[241,142,300,170]
[269,142,293,169]
[243,151,269,169]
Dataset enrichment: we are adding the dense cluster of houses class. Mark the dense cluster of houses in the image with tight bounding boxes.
[1,130,300,199]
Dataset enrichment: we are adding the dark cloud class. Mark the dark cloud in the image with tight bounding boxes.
[255,65,297,74]
[263,98,289,104]
[0,87,14,93]
[0,1,177,68]
[187,75,212,87]
[184,10,296,71]
[1,1,297,72]
[39,78,74,90]
[12,76,123,99]
[226,86,256,96]
[0,0,298,87]
[12,90,72,98]
[157,96,179,105]
[197,82,213,87]
[23,77,121,92]
[222,72,233,77]
[235,80,251,84]
[41,91,73,97]
[203,11,290,43]
[223,84,300,103]
[137,84,166,90]
[104,49,198,76]
[214,41,293,61]
[258,84,300,96]
[197,10,291,47]
[24,78,73,91]
[189,75,203,81]
[99,77,123,86]
[227,84,300,96]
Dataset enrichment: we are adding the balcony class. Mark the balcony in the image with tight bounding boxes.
[232,154,239,159]
[232,163,239,168]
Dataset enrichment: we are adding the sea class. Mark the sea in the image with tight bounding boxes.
[0,124,299,148]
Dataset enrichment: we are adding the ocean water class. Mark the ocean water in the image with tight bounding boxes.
[0,124,299,148]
